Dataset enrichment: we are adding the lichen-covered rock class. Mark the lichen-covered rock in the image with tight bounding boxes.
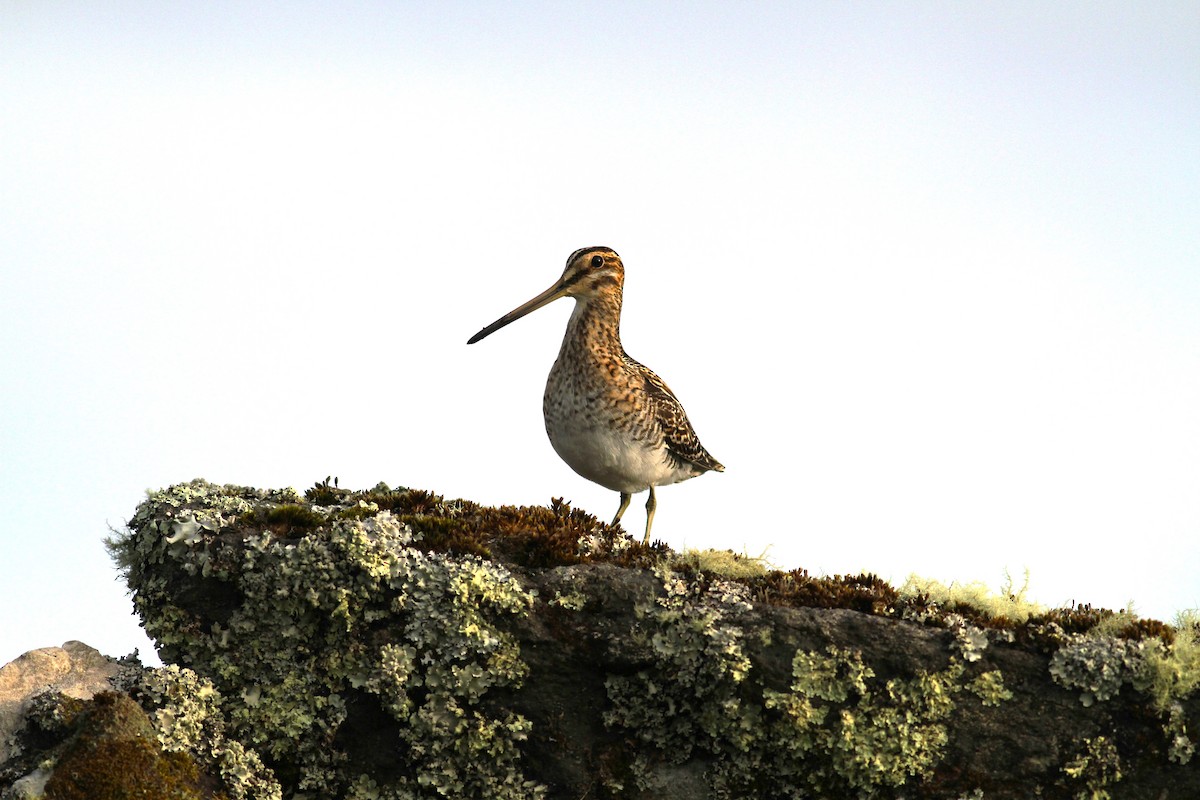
[109,480,552,799]
[95,479,1200,800]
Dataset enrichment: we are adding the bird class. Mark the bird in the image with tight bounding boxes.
[467,246,724,543]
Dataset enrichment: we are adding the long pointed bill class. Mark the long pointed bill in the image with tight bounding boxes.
[467,280,570,344]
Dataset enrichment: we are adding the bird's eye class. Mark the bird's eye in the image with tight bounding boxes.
[590,255,604,268]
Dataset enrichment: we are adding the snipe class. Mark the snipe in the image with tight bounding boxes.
[467,246,723,543]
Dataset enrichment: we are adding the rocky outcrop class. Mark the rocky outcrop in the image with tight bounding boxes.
[0,642,133,798]
[0,642,121,767]
[0,643,226,800]
[3,479,1198,799]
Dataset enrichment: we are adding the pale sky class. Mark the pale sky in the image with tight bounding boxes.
[2,2,1198,668]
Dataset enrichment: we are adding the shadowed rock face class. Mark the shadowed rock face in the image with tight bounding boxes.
[3,479,1198,799]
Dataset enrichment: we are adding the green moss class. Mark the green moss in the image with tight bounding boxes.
[47,738,203,800]
[305,476,344,506]
[42,692,213,800]
[892,574,1177,657]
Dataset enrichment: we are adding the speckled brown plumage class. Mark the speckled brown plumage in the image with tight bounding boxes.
[468,246,723,543]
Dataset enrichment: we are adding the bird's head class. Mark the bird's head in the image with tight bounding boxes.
[467,246,623,344]
[557,246,624,300]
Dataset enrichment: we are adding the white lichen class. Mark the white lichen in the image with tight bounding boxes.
[1049,636,1147,707]
[943,613,990,663]
[1164,701,1195,765]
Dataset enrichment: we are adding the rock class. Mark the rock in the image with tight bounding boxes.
[0,645,241,800]
[10,478,1199,799]
[0,641,120,765]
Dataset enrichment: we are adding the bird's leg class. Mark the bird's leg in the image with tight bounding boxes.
[611,492,632,529]
[643,486,657,544]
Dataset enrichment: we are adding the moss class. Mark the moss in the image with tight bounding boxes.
[1030,604,1173,645]
[243,504,326,537]
[47,738,204,800]
[747,569,899,615]
[305,475,344,506]
[305,481,667,569]
[899,571,1045,625]
[113,478,1178,650]
[893,575,1177,655]
[25,693,89,737]
[669,548,771,581]
[42,692,214,800]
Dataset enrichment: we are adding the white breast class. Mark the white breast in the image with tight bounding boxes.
[545,416,696,494]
